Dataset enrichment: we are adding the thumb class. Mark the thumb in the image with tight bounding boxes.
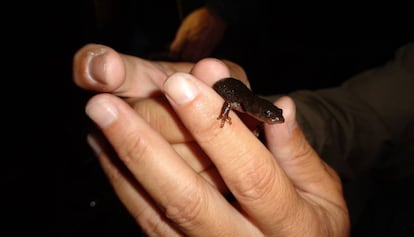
[265,96,343,199]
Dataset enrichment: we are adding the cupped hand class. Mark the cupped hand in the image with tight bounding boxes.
[74,44,350,236]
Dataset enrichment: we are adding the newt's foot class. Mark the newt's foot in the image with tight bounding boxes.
[217,115,232,128]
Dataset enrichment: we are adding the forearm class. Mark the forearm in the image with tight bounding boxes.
[269,42,414,178]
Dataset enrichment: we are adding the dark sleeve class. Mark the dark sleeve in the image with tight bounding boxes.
[277,42,414,179]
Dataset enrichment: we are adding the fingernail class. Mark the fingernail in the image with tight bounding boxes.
[87,134,103,156]
[87,47,107,84]
[163,73,198,105]
[86,97,118,128]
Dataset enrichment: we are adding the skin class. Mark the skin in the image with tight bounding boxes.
[73,43,350,236]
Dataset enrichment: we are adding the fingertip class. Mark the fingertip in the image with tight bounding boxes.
[163,72,199,106]
[273,96,297,134]
[86,93,120,128]
[73,44,125,91]
[264,96,299,149]
[190,58,231,86]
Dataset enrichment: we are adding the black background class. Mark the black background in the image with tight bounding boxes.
[9,1,413,236]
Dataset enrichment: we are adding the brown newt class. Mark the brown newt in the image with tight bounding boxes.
[213,77,285,128]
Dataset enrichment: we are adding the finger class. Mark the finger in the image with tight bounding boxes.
[190,58,249,88]
[129,96,192,143]
[172,142,229,194]
[130,97,220,187]
[73,43,194,97]
[190,58,231,85]
[128,96,229,194]
[127,58,240,193]
[162,73,300,235]
[265,96,345,203]
[85,93,260,236]
[126,58,246,143]
[86,134,182,236]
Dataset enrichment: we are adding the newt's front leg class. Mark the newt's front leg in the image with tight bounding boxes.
[217,101,232,128]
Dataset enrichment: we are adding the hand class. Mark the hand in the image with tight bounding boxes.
[169,7,228,62]
[74,44,350,236]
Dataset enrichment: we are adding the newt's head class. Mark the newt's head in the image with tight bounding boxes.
[261,106,285,124]
[253,99,285,124]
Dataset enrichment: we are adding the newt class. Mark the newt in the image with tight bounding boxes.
[213,77,285,128]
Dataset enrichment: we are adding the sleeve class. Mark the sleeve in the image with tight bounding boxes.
[281,42,414,179]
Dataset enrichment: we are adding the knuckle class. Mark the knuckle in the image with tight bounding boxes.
[164,181,205,226]
[116,129,149,164]
[132,208,171,237]
[233,159,277,201]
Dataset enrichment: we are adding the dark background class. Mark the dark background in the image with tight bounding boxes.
[12,1,412,236]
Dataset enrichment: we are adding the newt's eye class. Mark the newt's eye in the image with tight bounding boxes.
[263,110,273,118]
[262,108,285,123]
